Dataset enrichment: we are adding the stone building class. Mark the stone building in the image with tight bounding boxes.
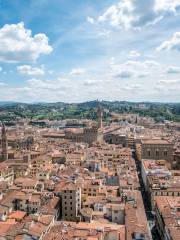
[65,107,104,145]
[155,196,180,240]
[61,182,81,222]
[174,149,180,169]
[137,139,174,164]
[0,162,14,185]
[104,133,126,146]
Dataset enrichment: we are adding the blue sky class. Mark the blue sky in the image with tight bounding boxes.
[0,0,180,102]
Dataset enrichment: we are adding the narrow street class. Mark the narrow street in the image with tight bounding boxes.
[132,152,161,240]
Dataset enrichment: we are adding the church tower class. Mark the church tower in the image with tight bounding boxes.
[1,123,8,161]
[97,106,103,129]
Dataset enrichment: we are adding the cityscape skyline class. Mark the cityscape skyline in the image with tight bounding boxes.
[0,2,180,239]
[0,0,180,102]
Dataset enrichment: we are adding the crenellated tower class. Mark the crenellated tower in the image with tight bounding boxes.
[97,106,103,129]
[1,123,8,161]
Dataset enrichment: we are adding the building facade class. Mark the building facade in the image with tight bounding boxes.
[61,183,81,222]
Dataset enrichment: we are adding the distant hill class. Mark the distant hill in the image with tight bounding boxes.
[0,100,180,123]
[0,101,20,106]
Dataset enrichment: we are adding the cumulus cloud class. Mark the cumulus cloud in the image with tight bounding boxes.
[113,69,133,78]
[70,68,86,76]
[26,78,67,91]
[0,77,69,102]
[98,0,180,29]
[111,59,159,79]
[157,32,180,51]
[17,65,45,76]
[0,22,53,63]
[166,66,180,74]
[123,60,159,68]
[155,0,180,13]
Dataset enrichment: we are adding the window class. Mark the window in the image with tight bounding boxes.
[155,150,159,157]
[164,151,167,156]
[148,150,151,157]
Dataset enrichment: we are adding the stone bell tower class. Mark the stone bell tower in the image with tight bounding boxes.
[1,123,8,161]
[97,106,103,129]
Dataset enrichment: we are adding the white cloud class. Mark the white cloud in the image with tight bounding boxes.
[111,59,159,79]
[129,50,141,58]
[157,32,180,51]
[87,16,95,24]
[166,66,180,74]
[70,68,86,76]
[0,82,6,86]
[144,60,159,68]
[98,0,180,29]
[158,79,180,84]
[97,30,111,38]
[155,0,180,13]
[0,22,53,63]
[0,77,69,102]
[137,72,149,78]
[17,65,45,76]
[113,69,133,78]
[0,67,2,72]
[27,78,67,91]
[122,83,143,91]
[84,79,97,86]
